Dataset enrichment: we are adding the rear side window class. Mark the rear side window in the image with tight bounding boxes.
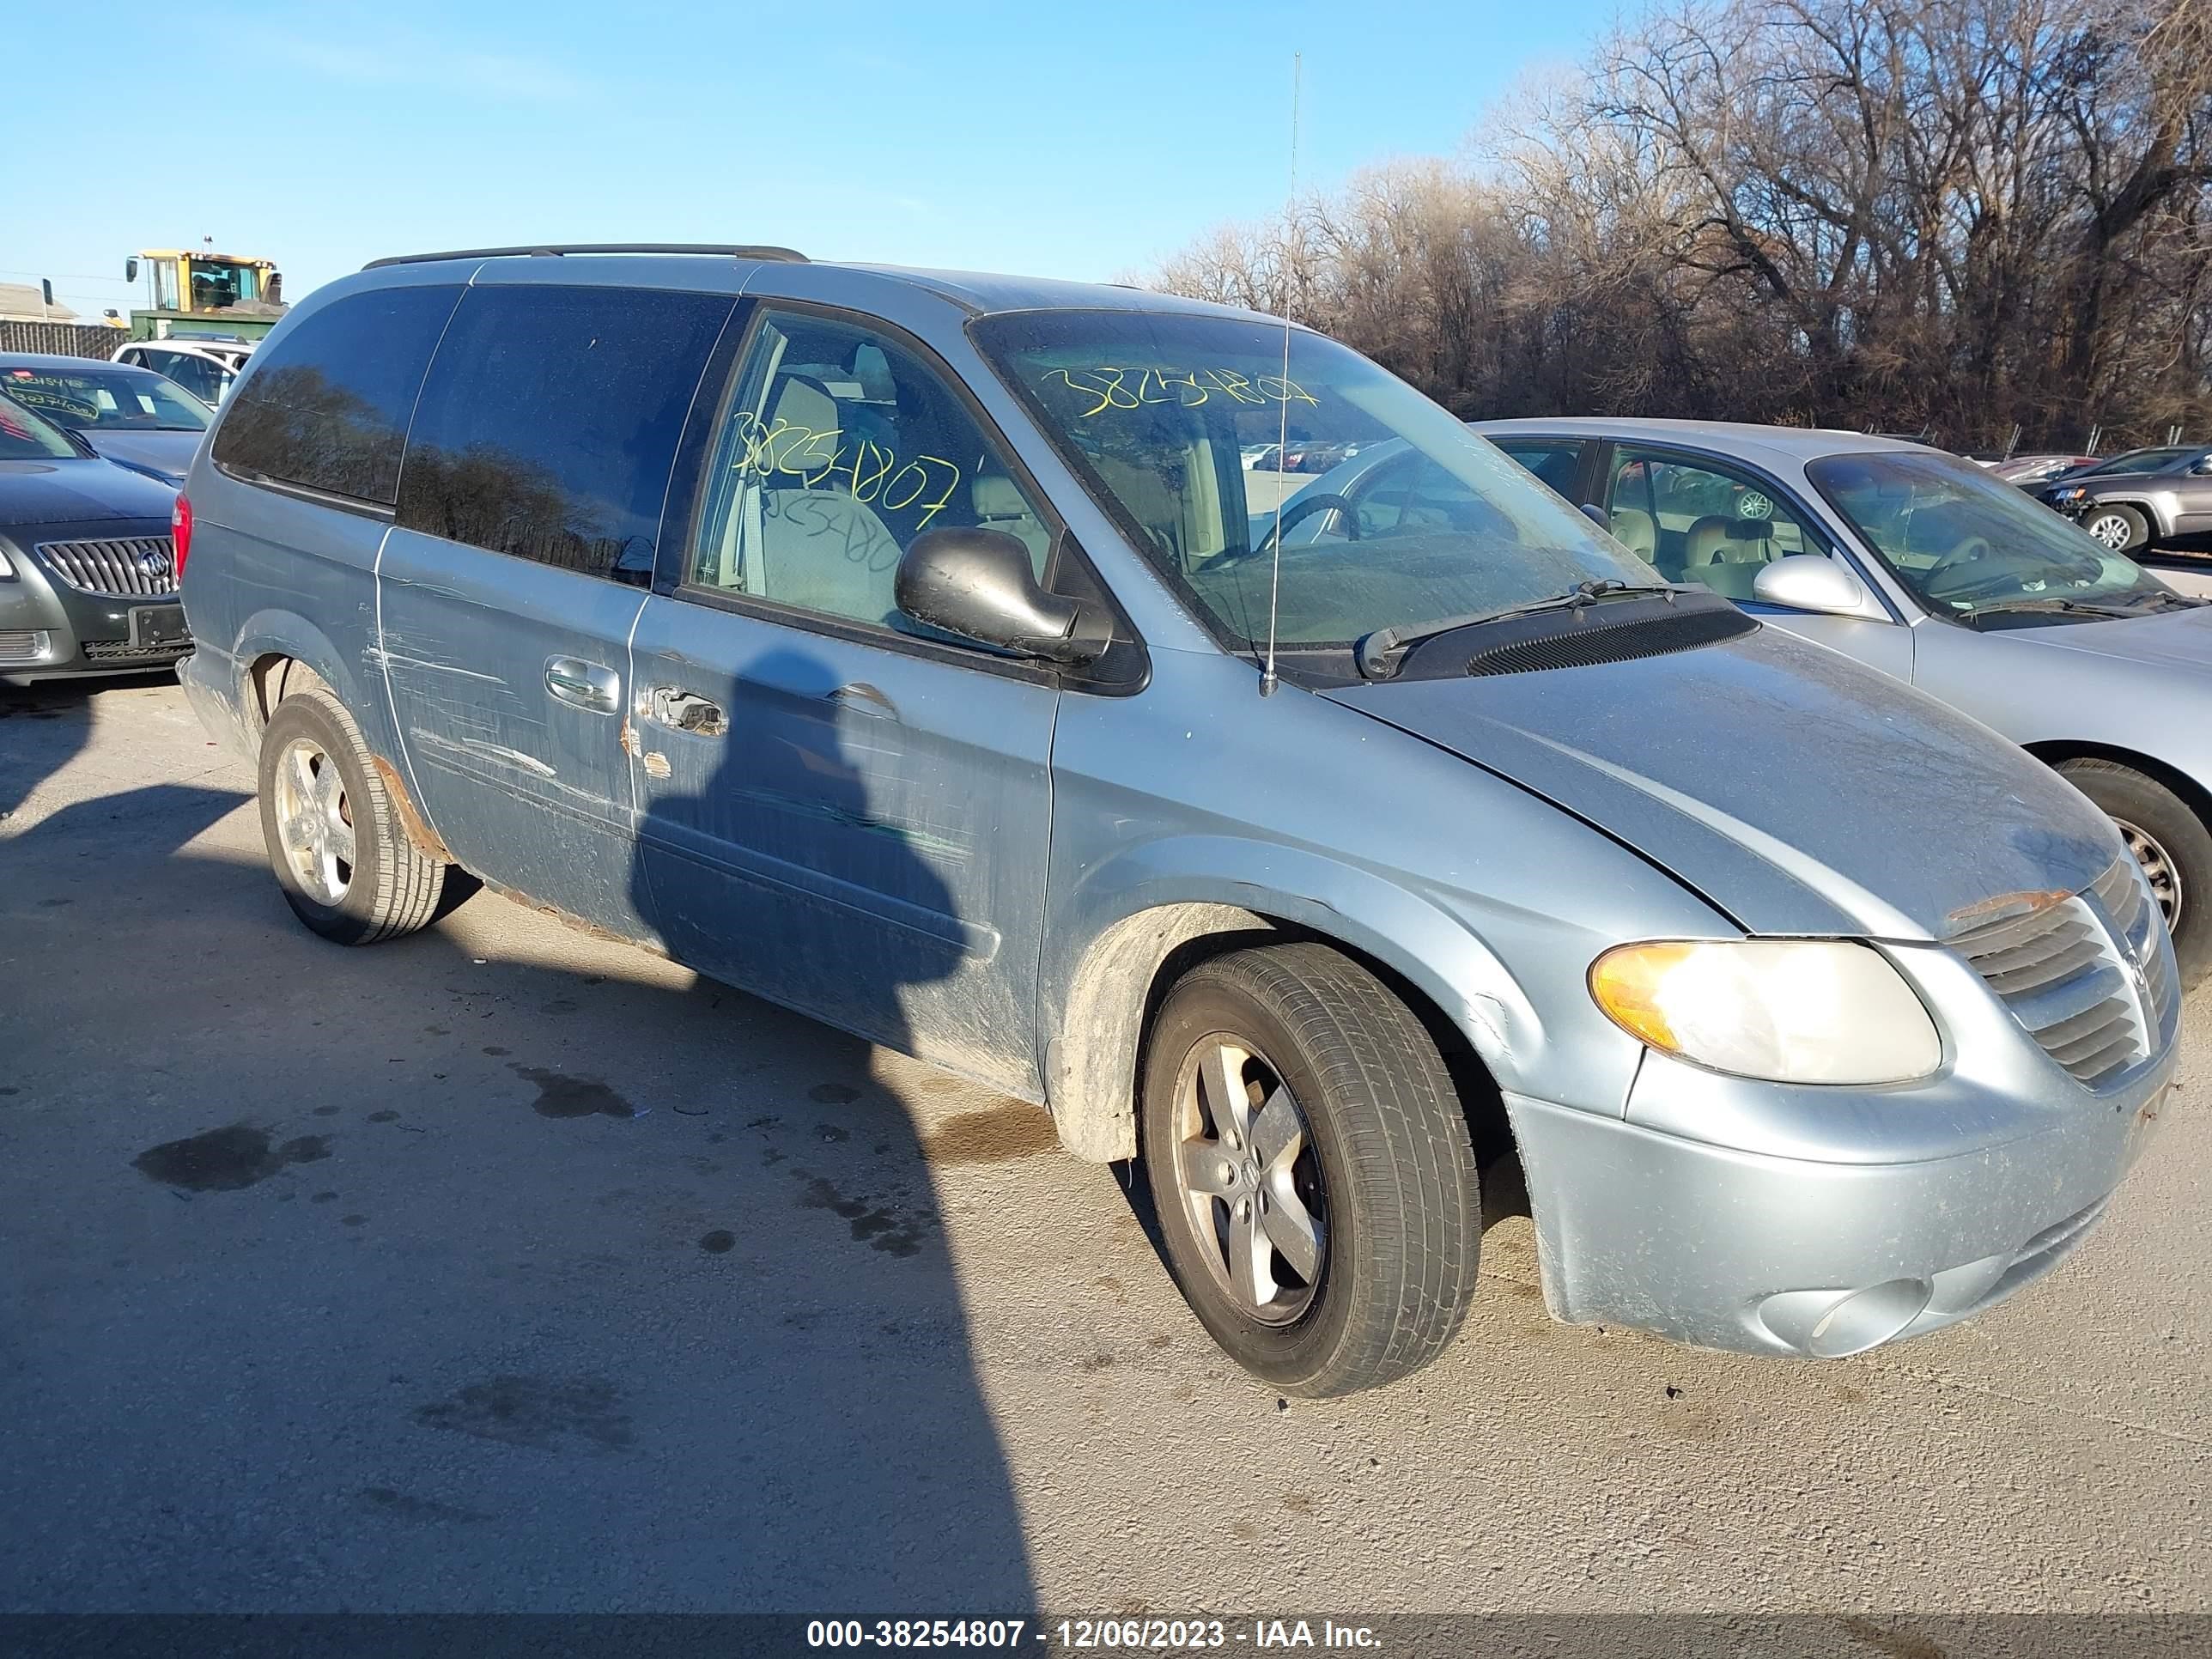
[396,285,734,583]
[211,284,460,504]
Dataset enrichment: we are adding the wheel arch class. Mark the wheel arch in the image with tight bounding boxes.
[235,626,451,866]
[1040,853,1533,1168]
[233,611,362,737]
[2024,738,2212,835]
[2082,497,2160,538]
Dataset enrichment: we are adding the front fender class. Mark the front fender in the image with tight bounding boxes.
[1037,835,1584,1164]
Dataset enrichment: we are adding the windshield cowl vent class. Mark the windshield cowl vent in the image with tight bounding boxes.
[1432,595,1758,679]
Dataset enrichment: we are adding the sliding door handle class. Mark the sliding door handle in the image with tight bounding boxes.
[545,656,621,714]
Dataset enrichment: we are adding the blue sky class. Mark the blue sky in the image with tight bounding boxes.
[10,1,1615,319]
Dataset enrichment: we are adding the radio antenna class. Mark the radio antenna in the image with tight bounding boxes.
[1259,50,1301,699]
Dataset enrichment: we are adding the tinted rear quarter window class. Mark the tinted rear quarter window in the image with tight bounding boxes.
[211,285,461,503]
[395,285,734,582]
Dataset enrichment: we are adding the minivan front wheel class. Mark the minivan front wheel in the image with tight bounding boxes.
[2057,757,2210,992]
[1139,944,1483,1396]
[258,689,454,945]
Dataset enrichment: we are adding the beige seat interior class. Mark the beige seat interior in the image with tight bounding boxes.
[972,473,1052,571]
[1607,507,1657,559]
[1685,513,1778,599]
[725,375,905,626]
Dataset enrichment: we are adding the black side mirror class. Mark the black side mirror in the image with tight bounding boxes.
[1579,502,1607,526]
[895,528,1109,665]
[125,257,140,283]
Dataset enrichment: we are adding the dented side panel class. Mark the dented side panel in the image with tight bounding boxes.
[629,596,1059,1101]
[1035,646,1735,1162]
[377,525,653,942]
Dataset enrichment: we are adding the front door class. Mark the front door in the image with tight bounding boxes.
[629,306,1061,1097]
[1601,442,1916,684]
[378,281,737,938]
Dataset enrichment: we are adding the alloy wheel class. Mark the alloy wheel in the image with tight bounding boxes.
[271,736,356,905]
[1170,1035,1327,1325]
[2083,512,2134,550]
[2114,816,2184,933]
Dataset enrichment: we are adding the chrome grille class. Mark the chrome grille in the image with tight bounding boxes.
[34,537,177,599]
[1953,857,2169,1090]
[2093,854,2179,1031]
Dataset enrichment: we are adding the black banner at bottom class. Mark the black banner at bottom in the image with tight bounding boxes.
[0,1615,2206,1659]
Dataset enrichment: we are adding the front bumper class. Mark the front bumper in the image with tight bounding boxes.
[0,533,189,684]
[1504,1044,2175,1358]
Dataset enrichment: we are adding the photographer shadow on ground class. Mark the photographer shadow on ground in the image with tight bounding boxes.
[0,656,1037,1613]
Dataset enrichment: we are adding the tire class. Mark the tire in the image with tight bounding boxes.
[2080,504,2148,553]
[257,688,453,945]
[1139,943,1484,1396]
[2057,758,2211,993]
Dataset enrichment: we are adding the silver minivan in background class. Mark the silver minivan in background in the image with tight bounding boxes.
[176,249,2179,1395]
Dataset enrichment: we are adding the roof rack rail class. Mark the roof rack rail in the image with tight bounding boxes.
[362,243,808,270]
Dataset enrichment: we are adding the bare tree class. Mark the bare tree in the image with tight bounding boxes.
[1146,0,2212,451]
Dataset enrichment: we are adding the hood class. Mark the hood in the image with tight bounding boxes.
[79,429,201,487]
[1991,599,2212,675]
[0,457,179,526]
[1322,627,2118,942]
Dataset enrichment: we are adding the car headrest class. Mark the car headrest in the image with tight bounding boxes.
[972,474,1030,520]
[1607,507,1657,556]
[765,376,840,475]
[1685,514,1736,565]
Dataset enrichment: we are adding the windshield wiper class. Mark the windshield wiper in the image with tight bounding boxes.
[2130,586,2208,611]
[1963,596,2142,626]
[1353,580,1682,681]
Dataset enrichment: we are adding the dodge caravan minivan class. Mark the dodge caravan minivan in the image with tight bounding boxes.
[176,246,2180,1395]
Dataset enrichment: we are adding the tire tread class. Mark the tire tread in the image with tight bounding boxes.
[261,689,449,945]
[1152,943,1483,1395]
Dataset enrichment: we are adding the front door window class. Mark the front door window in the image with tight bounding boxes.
[688,312,1053,633]
[1608,447,1828,600]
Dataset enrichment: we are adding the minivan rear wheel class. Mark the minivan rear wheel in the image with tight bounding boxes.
[2057,757,2209,992]
[1139,944,1483,1396]
[258,689,453,945]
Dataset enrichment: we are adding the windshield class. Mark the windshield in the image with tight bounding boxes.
[1808,450,2172,623]
[0,391,82,459]
[1,364,210,432]
[2075,447,2197,477]
[974,311,1654,650]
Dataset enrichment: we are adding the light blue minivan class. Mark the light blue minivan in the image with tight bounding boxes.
[176,246,2179,1395]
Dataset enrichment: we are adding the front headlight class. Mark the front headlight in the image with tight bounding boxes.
[1589,939,1942,1085]
[0,542,15,580]
[2051,486,2087,504]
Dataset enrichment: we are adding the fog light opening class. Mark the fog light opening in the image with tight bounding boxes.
[1806,1278,1932,1358]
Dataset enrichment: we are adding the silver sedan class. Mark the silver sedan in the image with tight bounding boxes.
[1446,417,2212,988]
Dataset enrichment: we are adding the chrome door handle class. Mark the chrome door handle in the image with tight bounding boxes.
[647,685,727,736]
[545,656,621,714]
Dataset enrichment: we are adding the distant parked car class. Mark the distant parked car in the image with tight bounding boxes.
[113,337,255,407]
[0,354,212,486]
[0,391,188,684]
[1990,453,2100,489]
[1469,417,2212,985]
[2039,446,2212,551]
